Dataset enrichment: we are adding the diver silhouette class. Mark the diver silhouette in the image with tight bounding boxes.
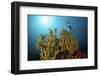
[66,22,75,34]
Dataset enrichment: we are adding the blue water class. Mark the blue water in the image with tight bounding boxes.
[28,15,88,60]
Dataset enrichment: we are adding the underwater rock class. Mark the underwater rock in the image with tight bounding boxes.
[55,50,86,59]
[72,50,86,58]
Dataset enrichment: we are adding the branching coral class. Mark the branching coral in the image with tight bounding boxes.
[59,31,79,54]
[37,28,84,60]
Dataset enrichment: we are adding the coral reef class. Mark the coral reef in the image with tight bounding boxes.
[37,28,86,60]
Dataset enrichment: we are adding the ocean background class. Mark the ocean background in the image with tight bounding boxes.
[28,15,88,60]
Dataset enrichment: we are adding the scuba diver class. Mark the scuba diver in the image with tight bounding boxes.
[66,22,75,34]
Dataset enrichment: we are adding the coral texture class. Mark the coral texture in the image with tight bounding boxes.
[37,28,86,60]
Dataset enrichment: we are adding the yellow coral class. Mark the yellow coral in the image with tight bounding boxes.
[37,28,79,60]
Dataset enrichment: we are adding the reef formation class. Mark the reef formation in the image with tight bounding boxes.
[37,28,86,60]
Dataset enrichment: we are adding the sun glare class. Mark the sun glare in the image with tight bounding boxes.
[42,16,48,24]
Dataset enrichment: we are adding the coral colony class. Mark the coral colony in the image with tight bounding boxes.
[37,23,86,60]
